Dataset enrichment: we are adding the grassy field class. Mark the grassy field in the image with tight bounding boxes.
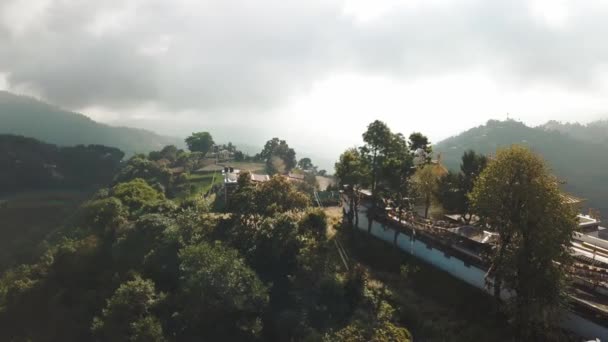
[174,172,224,201]
[0,190,89,272]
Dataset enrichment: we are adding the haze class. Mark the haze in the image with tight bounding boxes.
[2,0,608,169]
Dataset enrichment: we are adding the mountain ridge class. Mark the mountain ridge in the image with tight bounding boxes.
[434,119,608,220]
[0,91,183,155]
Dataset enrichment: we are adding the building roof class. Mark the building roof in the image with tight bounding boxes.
[561,193,584,205]
[168,166,185,174]
[223,169,240,183]
[250,173,270,182]
[287,172,305,181]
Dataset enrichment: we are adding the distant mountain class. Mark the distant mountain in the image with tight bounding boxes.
[0,91,183,155]
[434,119,608,220]
[539,119,608,145]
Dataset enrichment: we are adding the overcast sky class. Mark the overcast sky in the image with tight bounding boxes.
[2,0,608,168]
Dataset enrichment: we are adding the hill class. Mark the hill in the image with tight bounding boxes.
[434,119,608,220]
[539,119,608,145]
[0,91,182,155]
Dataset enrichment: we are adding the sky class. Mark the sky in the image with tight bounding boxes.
[2,0,608,170]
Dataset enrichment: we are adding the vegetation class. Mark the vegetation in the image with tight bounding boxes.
[0,137,413,341]
[258,137,297,174]
[0,118,599,341]
[336,120,583,340]
[470,146,578,339]
[0,134,124,192]
[0,91,182,155]
[434,119,608,220]
[185,132,214,155]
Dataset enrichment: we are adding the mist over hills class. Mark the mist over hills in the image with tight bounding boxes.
[0,91,183,155]
[539,119,608,145]
[434,119,608,220]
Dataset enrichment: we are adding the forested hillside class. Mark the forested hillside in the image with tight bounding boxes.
[434,119,608,219]
[540,119,608,145]
[0,135,124,192]
[0,91,182,155]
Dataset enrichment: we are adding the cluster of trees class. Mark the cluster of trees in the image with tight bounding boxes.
[0,134,124,192]
[185,132,247,161]
[434,119,608,221]
[335,121,579,339]
[0,156,412,340]
[335,120,434,227]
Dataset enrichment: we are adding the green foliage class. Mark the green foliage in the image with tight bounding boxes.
[111,178,165,212]
[114,155,172,190]
[408,132,431,154]
[434,119,608,220]
[470,145,578,339]
[260,137,297,174]
[436,150,487,221]
[185,131,214,154]
[177,242,269,339]
[412,164,445,218]
[298,157,314,170]
[91,276,165,342]
[83,197,128,233]
[231,174,310,218]
[0,134,124,191]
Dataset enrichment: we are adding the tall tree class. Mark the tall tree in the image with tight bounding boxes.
[298,157,314,170]
[412,164,445,218]
[459,150,487,223]
[469,146,577,339]
[408,132,432,166]
[335,148,370,227]
[381,133,415,221]
[260,138,297,174]
[185,132,214,155]
[361,120,392,196]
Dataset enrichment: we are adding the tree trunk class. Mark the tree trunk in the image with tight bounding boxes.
[424,197,430,218]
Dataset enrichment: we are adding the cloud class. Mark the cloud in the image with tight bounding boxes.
[1,0,608,128]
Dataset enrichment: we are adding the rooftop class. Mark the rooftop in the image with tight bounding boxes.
[250,173,270,182]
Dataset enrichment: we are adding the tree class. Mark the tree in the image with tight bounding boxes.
[178,242,269,340]
[260,138,297,174]
[459,150,487,222]
[298,157,314,170]
[408,132,431,153]
[234,150,245,161]
[381,133,415,221]
[229,174,310,232]
[91,276,165,342]
[469,145,577,339]
[185,132,214,155]
[361,120,392,197]
[111,178,165,212]
[412,164,445,218]
[436,150,487,223]
[436,171,465,214]
[335,148,370,227]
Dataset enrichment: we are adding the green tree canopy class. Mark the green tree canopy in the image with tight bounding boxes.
[298,157,314,170]
[185,132,214,154]
[178,242,269,340]
[469,145,577,339]
[91,276,165,342]
[111,178,165,212]
[260,137,297,174]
